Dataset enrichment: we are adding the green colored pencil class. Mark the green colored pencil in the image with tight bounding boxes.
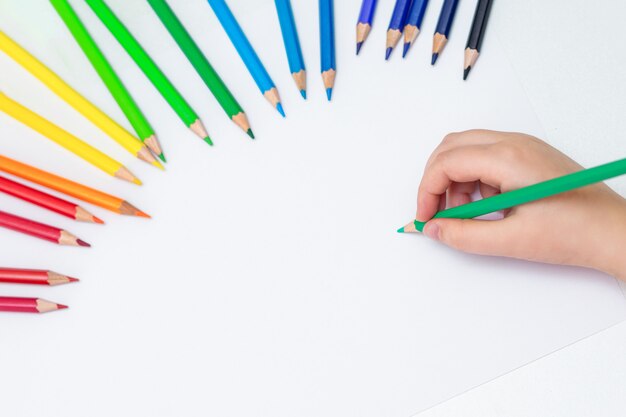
[398,157,626,233]
[147,0,254,139]
[50,0,166,161]
[85,0,212,145]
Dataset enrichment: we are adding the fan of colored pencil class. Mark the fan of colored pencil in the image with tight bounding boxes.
[0,175,101,223]
[0,155,148,217]
[0,210,90,246]
[0,296,67,313]
[0,267,78,286]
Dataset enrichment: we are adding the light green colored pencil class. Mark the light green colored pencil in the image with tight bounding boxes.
[86,0,212,145]
[50,0,166,161]
[398,157,626,233]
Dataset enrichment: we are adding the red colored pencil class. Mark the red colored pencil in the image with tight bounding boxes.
[0,175,103,223]
[0,210,90,247]
[0,296,67,313]
[0,267,79,286]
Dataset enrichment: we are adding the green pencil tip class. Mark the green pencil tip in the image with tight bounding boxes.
[158,153,166,163]
[397,226,405,233]
[204,136,214,146]
[247,129,255,139]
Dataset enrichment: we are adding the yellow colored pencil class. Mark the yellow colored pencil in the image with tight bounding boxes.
[0,30,162,170]
[0,92,140,184]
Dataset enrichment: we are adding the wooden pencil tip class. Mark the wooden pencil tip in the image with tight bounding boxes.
[77,239,91,247]
[136,210,151,219]
[93,216,105,224]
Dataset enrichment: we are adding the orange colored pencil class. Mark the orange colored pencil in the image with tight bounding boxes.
[0,154,148,217]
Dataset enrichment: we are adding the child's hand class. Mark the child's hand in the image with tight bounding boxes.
[416,130,626,279]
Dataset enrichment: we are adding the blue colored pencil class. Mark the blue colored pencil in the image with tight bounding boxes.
[385,0,411,60]
[356,0,378,55]
[402,0,430,58]
[207,0,284,116]
[432,0,459,65]
[319,0,335,101]
[275,0,306,99]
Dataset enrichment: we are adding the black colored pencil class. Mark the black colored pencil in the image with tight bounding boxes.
[463,0,494,80]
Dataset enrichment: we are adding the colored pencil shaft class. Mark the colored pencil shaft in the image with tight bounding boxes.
[463,0,493,80]
[0,210,89,246]
[0,155,147,217]
[0,268,78,286]
[356,0,378,54]
[431,0,459,64]
[0,296,67,313]
[147,0,252,138]
[0,30,160,168]
[402,0,429,57]
[385,0,411,59]
[85,0,211,145]
[207,0,284,116]
[401,158,626,233]
[274,0,307,98]
[319,0,335,100]
[0,175,101,223]
[0,92,138,184]
[50,0,164,161]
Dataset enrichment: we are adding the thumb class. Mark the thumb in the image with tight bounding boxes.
[423,218,517,256]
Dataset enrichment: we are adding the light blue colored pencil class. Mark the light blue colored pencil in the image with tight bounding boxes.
[275,0,306,99]
[319,0,335,101]
[207,0,284,116]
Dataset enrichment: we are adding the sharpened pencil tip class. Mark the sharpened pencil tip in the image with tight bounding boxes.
[300,89,307,100]
[157,153,166,163]
[247,129,255,139]
[397,226,405,233]
[326,88,333,101]
[402,42,410,58]
[57,304,68,310]
[136,210,151,218]
[204,136,214,146]
[463,67,471,80]
[77,239,91,247]
[356,42,363,55]
[132,177,142,185]
[385,47,392,60]
[276,103,286,117]
[68,277,80,283]
[431,53,439,65]
[93,216,104,224]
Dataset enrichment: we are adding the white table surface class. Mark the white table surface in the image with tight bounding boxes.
[419,0,626,415]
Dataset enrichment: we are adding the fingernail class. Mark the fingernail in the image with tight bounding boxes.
[424,222,440,241]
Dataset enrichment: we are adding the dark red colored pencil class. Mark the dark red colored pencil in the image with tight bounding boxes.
[0,296,67,313]
[0,267,79,286]
[0,210,90,247]
[0,175,103,223]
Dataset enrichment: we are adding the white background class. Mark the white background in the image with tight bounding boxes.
[0,0,625,416]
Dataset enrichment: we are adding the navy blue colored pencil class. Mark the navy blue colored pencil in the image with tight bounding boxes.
[356,0,378,55]
[319,0,335,101]
[432,0,459,65]
[464,0,493,80]
[385,0,411,60]
[402,0,430,58]
[275,0,306,98]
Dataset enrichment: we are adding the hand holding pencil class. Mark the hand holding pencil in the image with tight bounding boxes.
[401,130,626,279]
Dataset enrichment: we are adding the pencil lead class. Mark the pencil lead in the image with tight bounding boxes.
[246,129,255,139]
[57,304,68,310]
[300,89,307,100]
[326,88,333,101]
[397,226,405,233]
[204,136,214,146]
[431,53,439,65]
[132,177,142,186]
[77,239,91,247]
[402,42,410,58]
[356,42,363,55]
[68,277,80,283]
[151,160,165,171]
[385,47,393,60]
[276,102,286,118]
[157,153,166,163]
[463,67,471,81]
[136,210,151,219]
[93,216,105,224]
